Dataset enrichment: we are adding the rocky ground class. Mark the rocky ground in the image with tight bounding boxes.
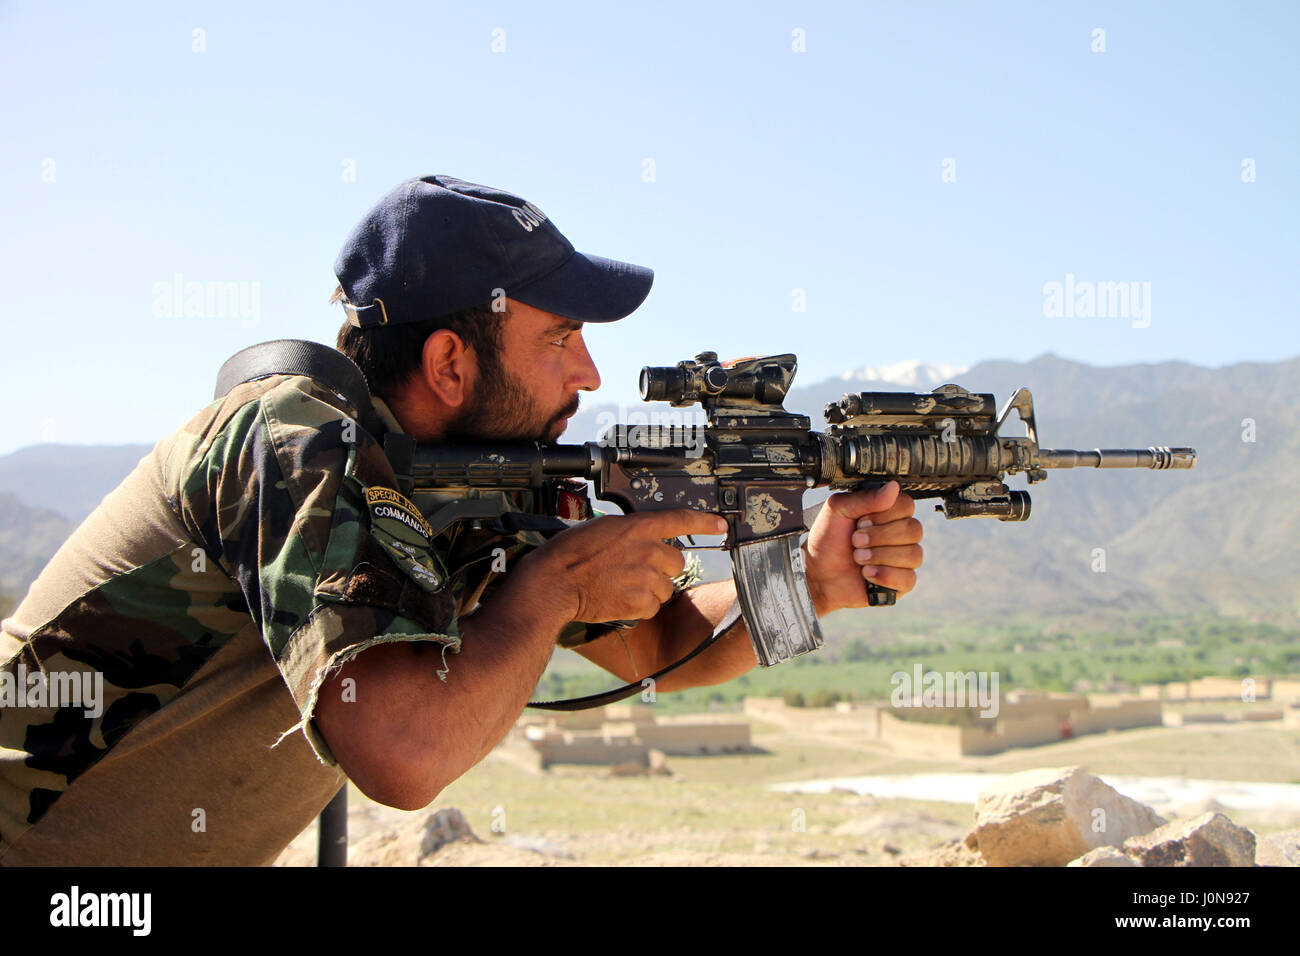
[274,718,1300,867]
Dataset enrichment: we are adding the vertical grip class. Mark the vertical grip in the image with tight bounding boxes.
[856,480,898,607]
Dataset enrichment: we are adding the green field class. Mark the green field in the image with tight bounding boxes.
[537,611,1300,715]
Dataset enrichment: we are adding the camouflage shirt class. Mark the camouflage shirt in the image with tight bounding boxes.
[0,372,622,865]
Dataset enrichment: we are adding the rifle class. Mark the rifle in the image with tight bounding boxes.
[408,351,1196,671]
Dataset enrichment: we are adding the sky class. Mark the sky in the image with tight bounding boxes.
[1,0,1296,453]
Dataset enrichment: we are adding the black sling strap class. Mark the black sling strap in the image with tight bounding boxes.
[214,339,371,416]
[213,339,415,496]
[524,600,744,711]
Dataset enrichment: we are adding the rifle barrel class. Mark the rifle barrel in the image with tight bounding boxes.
[1039,447,1196,470]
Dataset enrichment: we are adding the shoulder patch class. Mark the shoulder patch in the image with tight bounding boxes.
[366,487,435,542]
[364,486,445,592]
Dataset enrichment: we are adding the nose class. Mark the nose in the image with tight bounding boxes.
[568,331,601,392]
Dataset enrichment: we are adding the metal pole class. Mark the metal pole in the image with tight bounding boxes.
[317,786,348,867]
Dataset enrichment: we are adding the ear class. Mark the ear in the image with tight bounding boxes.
[420,329,475,408]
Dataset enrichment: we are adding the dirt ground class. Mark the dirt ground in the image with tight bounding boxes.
[274,715,1300,866]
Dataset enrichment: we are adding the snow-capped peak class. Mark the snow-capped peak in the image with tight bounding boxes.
[840,360,969,388]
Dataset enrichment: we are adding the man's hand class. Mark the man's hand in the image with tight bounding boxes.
[526,509,727,624]
[802,480,923,615]
[315,508,722,811]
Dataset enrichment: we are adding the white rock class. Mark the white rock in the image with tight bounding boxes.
[1255,828,1300,867]
[1123,812,1256,867]
[972,766,1166,867]
[1068,846,1137,867]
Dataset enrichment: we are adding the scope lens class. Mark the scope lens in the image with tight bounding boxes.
[642,366,689,402]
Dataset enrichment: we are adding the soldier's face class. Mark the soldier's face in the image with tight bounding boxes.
[446,299,601,444]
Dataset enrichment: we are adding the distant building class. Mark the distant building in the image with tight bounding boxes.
[506,704,753,769]
[743,691,1162,757]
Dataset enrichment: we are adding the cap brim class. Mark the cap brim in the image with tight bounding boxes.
[509,251,653,322]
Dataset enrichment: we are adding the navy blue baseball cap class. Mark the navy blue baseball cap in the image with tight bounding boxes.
[334,175,654,328]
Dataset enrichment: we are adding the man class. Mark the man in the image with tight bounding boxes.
[0,175,922,864]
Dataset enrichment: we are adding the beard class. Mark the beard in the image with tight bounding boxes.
[443,353,580,445]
